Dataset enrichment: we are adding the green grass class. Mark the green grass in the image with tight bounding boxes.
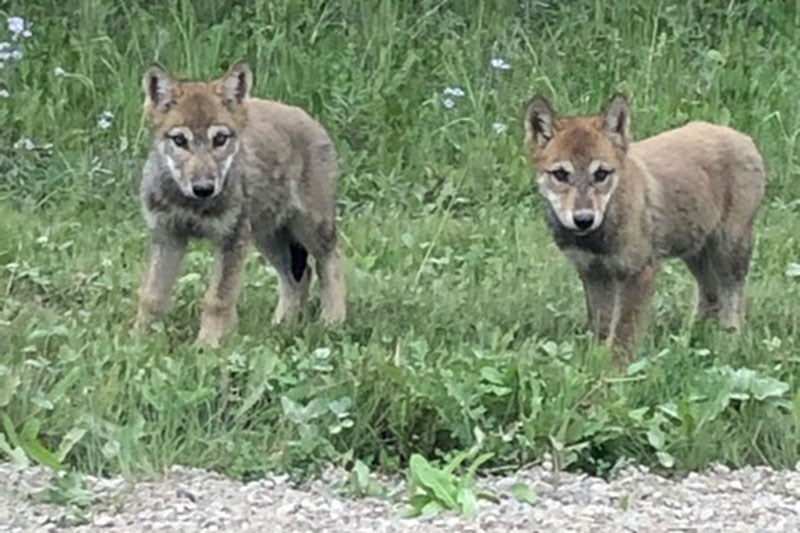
[1,0,799,484]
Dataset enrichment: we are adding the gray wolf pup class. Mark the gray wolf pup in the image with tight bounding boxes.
[523,93,765,358]
[135,60,346,346]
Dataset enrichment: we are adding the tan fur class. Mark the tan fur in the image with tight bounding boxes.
[135,60,346,347]
[523,93,766,359]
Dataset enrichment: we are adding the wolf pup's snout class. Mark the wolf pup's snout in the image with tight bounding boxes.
[573,210,595,231]
[192,181,216,198]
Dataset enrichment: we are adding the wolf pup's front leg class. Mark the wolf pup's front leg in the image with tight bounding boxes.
[195,224,250,347]
[136,234,187,332]
[609,262,658,360]
[578,267,616,341]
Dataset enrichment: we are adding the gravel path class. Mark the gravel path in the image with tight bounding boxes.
[3,460,800,532]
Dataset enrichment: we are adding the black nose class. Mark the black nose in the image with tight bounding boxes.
[192,182,215,198]
[573,211,595,230]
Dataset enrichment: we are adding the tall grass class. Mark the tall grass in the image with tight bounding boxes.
[1,0,799,481]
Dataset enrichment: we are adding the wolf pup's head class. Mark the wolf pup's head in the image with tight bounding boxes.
[523,93,630,235]
[142,61,252,200]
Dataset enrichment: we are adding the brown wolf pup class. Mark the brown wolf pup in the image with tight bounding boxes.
[135,60,346,346]
[522,93,766,358]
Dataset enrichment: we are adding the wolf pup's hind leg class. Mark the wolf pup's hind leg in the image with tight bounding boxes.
[256,229,312,325]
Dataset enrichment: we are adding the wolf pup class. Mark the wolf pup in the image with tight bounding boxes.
[523,93,765,358]
[135,60,346,346]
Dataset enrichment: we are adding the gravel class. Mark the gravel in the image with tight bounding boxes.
[3,459,800,532]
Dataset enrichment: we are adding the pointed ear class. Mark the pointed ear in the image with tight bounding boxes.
[142,62,176,111]
[602,93,630,150]
[219,61,252,105]
[524,94,557,150]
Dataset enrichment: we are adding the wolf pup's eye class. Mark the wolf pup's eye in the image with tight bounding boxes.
[594,168,611,182]
[171,134,189,149]
[551,168,570,183]
[212,132,230,148]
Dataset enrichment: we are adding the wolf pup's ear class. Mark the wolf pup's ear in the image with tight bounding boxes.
[142,62,176,112]
[602,93,630,150]
[524,94,557,149]
[220,61,253,106]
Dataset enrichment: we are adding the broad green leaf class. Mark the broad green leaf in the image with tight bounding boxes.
[20,418,41,442]
[280,396,304,423]
[1,412,19,446]
[510,482,537,505]
[657,402,680,420]
[234,378,270,421]
[646,425,666,450]
[457,486,479,519]
[626,358,649,376]
[465,452,494,480]
[749,375,789,401]
[21,436,61,470]
[443,449,471,475]
[480,367,504,384]
[409,454,458,509]
[57,428,87,463]
[32,470,93,508]
[0,433,29,466]
[20,418,61,469]
[656,451,675,468]
[0,365,20,407]
[627,407,649,422]
[619,493,631,511]
[328,397,353,416]
[354,459,370,490]
[418,499,444,520]
[400,505,422,519]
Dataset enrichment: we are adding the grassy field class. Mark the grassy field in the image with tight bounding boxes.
[1,0,799,487]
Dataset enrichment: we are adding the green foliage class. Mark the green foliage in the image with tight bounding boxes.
[1,0,799,495]
[341,459,387,499]
[403,432,497,520]
[510,482,537,506]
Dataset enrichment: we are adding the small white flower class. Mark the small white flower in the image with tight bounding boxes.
[490,57,511,70]
[14,137,35,150]
[8,17,24,34]
[0,88,9,98]
[492,122,508,134]
[7,17,30,39]
[0,42,12,61]
[54,66,66,77]
[97,110,114,130]
[443,86,465,97]
[442,98,455,109]
[0,42,22,62]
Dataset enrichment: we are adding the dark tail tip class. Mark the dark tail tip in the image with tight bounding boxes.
[289,241,308,282]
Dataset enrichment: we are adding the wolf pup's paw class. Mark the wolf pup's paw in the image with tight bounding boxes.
[135,311,155,334]
[271,304,301,326]
[195,311,237,348]
[321,306,346,326]
[194,328,223,348]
